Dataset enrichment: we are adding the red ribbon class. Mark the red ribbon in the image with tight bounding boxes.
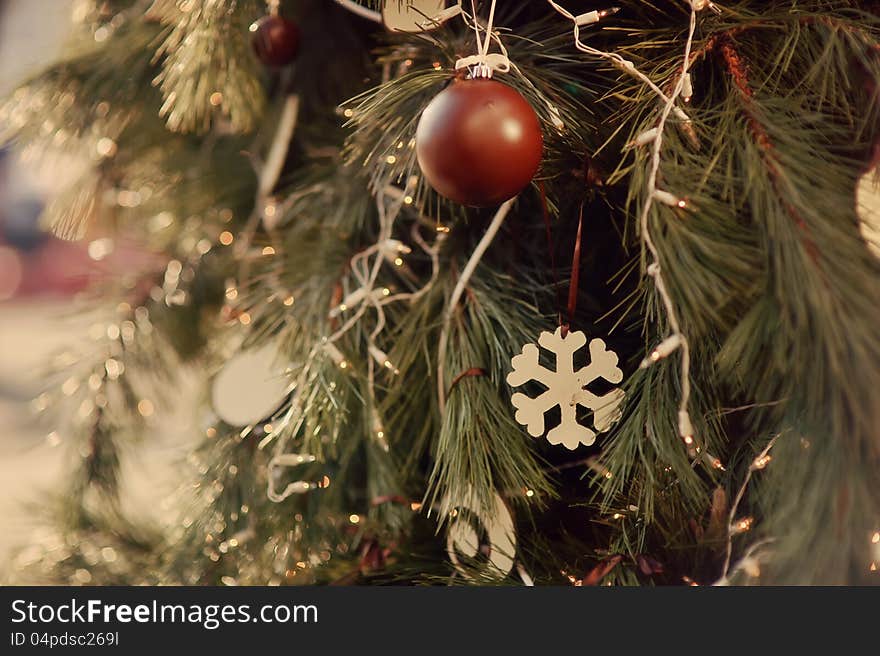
[539,181,585,337]
[447,367,488,397]
[538,181,564,330]
[565,203,585,336]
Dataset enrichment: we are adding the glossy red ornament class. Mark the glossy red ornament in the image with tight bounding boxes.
[250,15,300,68]
[415,78,543,207]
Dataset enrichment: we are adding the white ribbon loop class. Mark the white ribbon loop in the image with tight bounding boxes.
[454,52,511,78]
[453,2,563,130]
[455,0,510,79]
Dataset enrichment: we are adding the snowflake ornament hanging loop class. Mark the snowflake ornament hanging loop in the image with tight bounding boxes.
[506,327,625,450]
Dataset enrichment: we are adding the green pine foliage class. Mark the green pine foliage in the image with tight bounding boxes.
[2,0,879,586]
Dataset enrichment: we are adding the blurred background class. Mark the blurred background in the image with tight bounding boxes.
[0,0,194,573]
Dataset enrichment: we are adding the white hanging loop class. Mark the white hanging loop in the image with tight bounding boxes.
[454,0,510,78]
[452,2,563,130]
[454,52,511,78]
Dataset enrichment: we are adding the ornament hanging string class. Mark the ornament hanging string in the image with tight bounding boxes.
[538,181,564,329]
[452,1,565,129]
[447,366,488,398]
[538,183,585,337]
[566,203,585,335]
[455,0,510,78]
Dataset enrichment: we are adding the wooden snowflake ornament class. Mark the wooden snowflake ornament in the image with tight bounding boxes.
[506,328,625,450]
[437,487,516,579]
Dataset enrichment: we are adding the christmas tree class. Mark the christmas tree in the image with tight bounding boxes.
[2,0,879,587]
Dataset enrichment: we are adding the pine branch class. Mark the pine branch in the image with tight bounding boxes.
[149,0,266,133]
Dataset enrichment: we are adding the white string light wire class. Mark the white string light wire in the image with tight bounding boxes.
[546,1,691,123]
[635,5,699,454]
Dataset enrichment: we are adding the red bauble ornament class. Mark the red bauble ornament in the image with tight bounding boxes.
[250,15,300,67]
[415,78,543,207]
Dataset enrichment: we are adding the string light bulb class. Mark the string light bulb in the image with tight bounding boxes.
[731,517,754,535]
[266,453,320,502]
[678,410,695,446]
[380,239,412,266]
[368,345,399,375]
[329,286,392,318]
[681,72,694,103]
[371,408,390,452]
[323,341,348,369]
[640,334,683,368]
[653,189,683,207]
[574,6,620,26]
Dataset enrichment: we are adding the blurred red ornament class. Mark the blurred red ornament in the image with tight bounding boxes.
[0,233,165,302]
[0,246,23,301]
[250,14,300,67]
[415,78,543,207]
